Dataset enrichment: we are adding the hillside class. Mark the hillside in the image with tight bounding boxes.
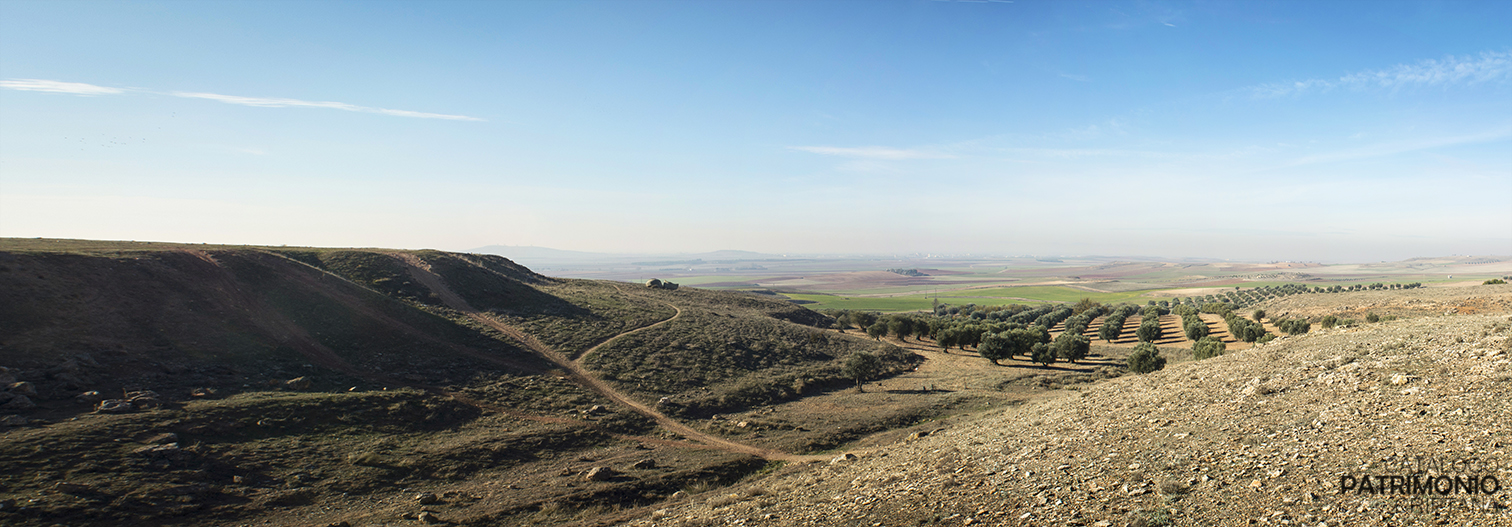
[0,239,917,527]
[640,285,1512,526]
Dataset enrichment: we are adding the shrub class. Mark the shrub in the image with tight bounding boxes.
[1272,318,1306,335]
[1225,316,1267,342]
[1252,309,1265,323]
[1257,333,1276,344]
[1485,279,1507,285]
[1320,315,1339,329]
[1128,342,1166,374]
[1365,312,1380,323]
[1192,336,1226,360]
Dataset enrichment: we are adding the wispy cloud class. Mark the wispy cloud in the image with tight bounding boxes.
[0,79,122,95]
[1250,50,1512,98]
[1283,127,1512,167]
[0,78,482,121]
[788,146,955,160]
[170,92,483,121]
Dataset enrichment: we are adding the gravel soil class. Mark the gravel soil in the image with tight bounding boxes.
[634,285,1512,527]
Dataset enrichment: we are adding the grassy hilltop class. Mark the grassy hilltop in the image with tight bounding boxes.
[0,239,916,527]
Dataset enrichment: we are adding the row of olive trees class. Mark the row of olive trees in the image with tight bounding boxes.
[1223,313,1268,342]
[1098,304,1139,342]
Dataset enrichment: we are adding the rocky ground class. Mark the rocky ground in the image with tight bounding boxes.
[635,285,1512,527]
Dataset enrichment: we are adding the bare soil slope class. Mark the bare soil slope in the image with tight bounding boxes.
[0,241,917,527]
[643,285,1512,526]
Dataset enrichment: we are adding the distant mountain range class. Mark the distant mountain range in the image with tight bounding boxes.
[468,245,778,264]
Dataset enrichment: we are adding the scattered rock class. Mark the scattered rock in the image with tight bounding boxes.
[124,390,162,409]
[52,482,95,495]
[417,511,444,524]
[831,453,858,464]
[631,458,657,470]
[145,432,179,444]
[96,399,135,414]
[7,381,37,397]
[584,466,616,481]
[190,387,218,398]
[1,414,28,427]
[285,376,312,391]
[75,390,104,404]
[415,492,439,505]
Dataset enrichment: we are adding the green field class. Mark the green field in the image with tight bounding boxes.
[939,285,1160,304]
[781,284,1162,312]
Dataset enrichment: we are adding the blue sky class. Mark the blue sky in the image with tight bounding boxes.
[1,0,1508,262]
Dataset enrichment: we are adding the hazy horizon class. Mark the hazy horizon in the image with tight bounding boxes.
[3,1,1509,262]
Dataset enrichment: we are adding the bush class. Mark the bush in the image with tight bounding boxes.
[1225,316,1267,342]
[1365,312,1380,323]
[1276,318,1311,335]
[1192,336,1226,360]
[1320,315,1339,329]
[1128,343,1166,374]
[1252,309,1265,323]
[1485,279,1507,285]
[1257,333,1276,344]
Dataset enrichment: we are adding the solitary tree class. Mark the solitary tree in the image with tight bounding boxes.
[1128,342,1166,374]
[1252,309,1266,323]
[866,321,889,341]
[843,352,882,391]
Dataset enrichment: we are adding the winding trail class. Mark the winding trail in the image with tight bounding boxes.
[572,284,682,365]
[394,254,818,462]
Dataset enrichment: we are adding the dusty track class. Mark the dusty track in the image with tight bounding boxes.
[572,284,683,365]
[394,254,818,462]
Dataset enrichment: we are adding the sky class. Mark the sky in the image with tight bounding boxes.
[1,0,1509,262]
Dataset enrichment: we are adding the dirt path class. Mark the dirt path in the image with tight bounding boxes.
[393,254,818,462]
[572,284,683,365]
